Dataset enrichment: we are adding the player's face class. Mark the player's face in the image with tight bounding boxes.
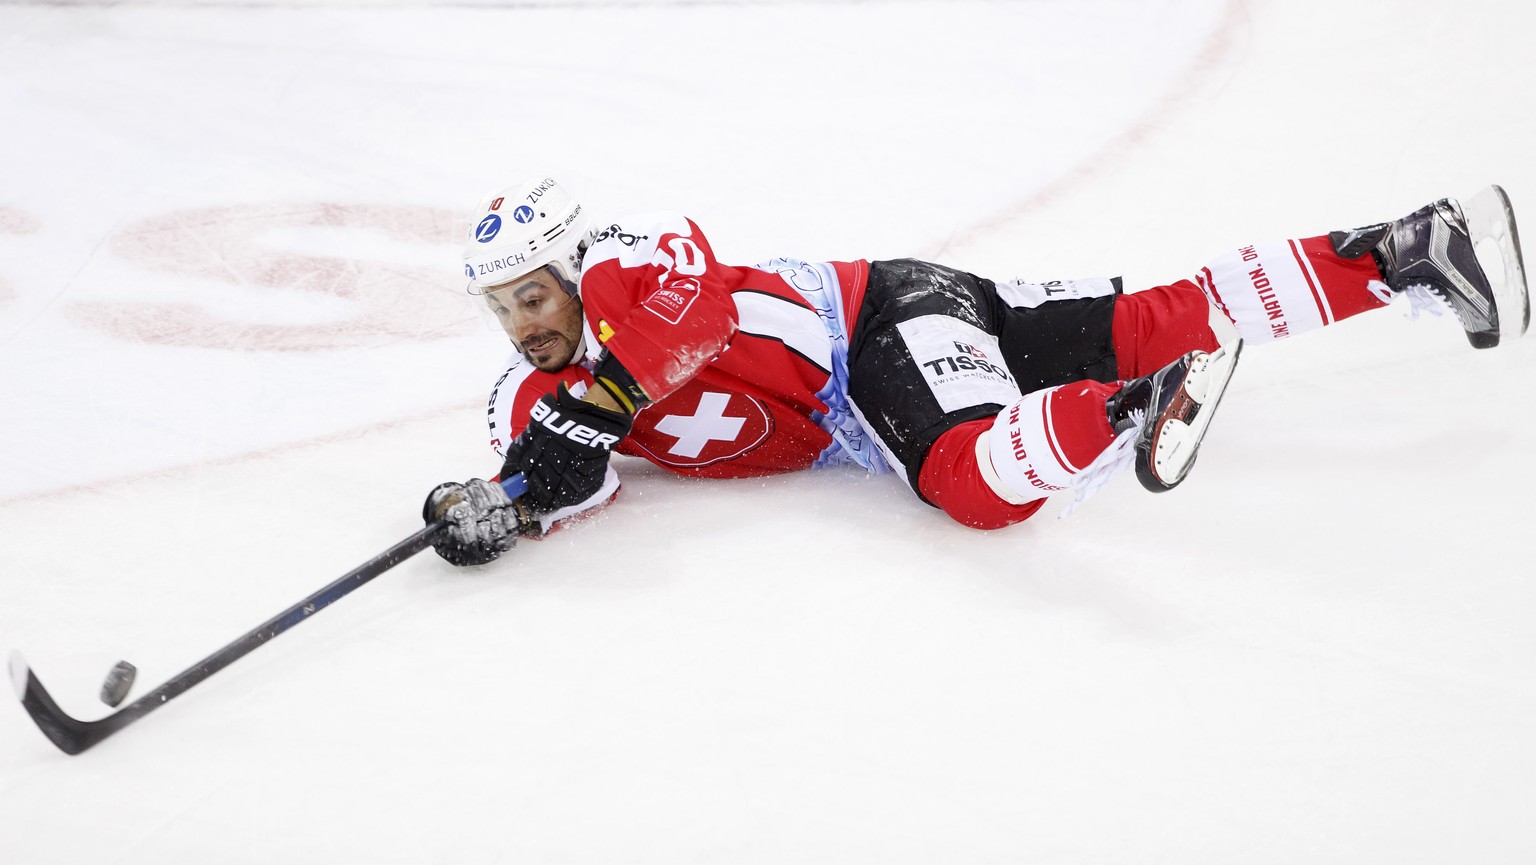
[483,268,584,371]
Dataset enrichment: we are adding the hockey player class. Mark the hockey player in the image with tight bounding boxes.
[422,178,1528,566]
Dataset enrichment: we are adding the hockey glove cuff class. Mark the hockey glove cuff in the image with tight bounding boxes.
[592,350,651,415]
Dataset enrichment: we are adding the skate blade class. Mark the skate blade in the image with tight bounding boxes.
[1463,184,1530,345]
[1138,341,1242,492]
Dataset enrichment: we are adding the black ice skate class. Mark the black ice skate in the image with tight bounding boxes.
[1331,185,1530,349]
[1105,342,1242,493]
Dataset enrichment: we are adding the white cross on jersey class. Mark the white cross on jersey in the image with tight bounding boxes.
[653,392,746,458]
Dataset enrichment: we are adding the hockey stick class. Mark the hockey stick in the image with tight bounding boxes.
[10,474,528,755]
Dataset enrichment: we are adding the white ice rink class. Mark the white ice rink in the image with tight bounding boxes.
[2,0,1535,861]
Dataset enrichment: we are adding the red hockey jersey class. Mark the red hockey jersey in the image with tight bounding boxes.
[484,212,889,487]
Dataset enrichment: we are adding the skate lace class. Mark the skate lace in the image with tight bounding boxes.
[1401,282,1450,321]
[1060,409,1143,519]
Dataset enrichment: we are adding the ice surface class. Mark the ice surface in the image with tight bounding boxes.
[1,1,1534,863]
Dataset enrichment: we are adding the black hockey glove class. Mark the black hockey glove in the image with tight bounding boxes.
[502,382,633,514]
[422,479,532,567]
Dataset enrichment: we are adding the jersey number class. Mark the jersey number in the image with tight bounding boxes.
[658,236,706,278]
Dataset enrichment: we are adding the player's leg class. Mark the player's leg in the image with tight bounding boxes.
[1194,235,1391,348]
[1191,186,1528,351]
[1107,233,1387,380]
[990,271,1234,385]
[885,189,1529,529]
[916,384,1114,530]
[848,260,1236,530]
[919,343,1239,528]
[846,258,1027,503]
[1110,281,1228,379]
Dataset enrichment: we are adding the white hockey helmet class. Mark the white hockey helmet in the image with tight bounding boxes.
[462,175,591,295]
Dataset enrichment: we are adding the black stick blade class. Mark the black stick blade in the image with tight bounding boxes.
[9,652,110,756]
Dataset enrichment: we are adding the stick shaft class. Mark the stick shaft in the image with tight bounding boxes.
[13,521,447,754]
[14,473,529,755]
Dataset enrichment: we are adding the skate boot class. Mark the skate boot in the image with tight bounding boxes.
[1104,341,1242,493]
[1330,185,1529,349]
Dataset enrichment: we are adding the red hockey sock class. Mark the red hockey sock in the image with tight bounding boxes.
[919,419,1046,530]
[918,381,1120,530]
[1194,234,1390,345]
[1112,281,1222,380]
[1113,235,1390,376]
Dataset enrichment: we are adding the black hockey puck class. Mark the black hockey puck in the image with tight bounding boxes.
[100,660,137,708]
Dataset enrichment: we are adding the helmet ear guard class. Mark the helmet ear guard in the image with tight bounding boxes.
[463,176,591,297]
